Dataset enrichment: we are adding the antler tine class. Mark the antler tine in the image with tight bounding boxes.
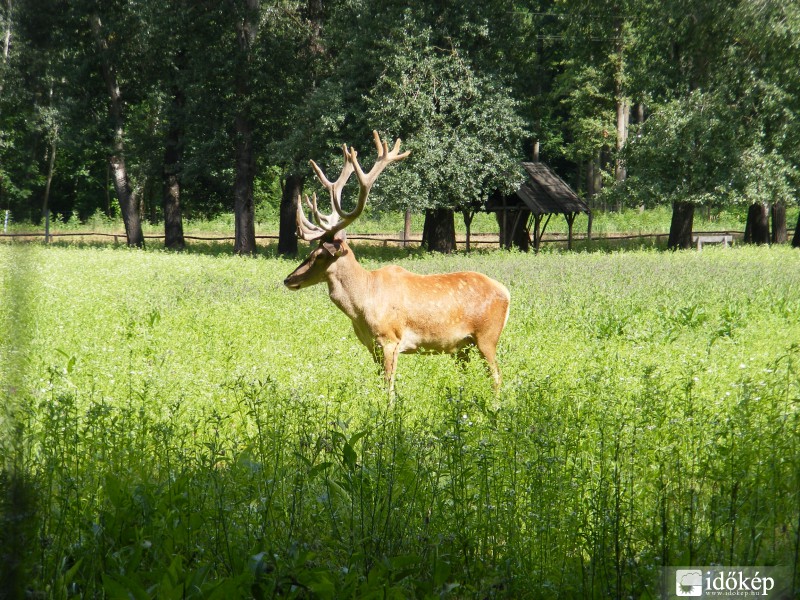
[297,132,410,240]
[348,131,411,217]
[309,145,354,201]
[296,193,328,241]
[303,144,356,238]
[304,187,336,231]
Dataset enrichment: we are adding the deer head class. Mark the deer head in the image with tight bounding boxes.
[284,131,409,290]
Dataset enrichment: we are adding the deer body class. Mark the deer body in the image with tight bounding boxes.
[284,131,511,392]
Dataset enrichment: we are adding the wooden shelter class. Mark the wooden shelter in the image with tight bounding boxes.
[490,161,591,252]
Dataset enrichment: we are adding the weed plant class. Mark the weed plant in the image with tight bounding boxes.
[1,244,799,598]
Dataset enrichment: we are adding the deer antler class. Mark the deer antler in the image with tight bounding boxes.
[296,131,410,241]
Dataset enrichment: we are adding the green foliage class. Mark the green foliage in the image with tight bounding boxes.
[0,0,315,225]
[254,166,283,225]
[3,0,799,235]
[620,92,800,209]
[733,144,799,207]
[621,91,741,206]
[2,245,800,597]
[363,32,527,212]
[286,4,528,216]
[611,0,800,209]
[552,62,616,162]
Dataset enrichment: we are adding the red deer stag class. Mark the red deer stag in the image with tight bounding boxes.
[284,131,511,393]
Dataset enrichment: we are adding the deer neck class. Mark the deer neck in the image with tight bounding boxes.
[325,246,371,320]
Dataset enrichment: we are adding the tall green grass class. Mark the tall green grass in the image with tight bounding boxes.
[1,245,799,598]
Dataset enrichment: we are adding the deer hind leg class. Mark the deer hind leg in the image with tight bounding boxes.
[476,299,509,394]
[475,338,502,393]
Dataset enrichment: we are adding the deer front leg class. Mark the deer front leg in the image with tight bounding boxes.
[380,339,400,395]
[363,334,399,395]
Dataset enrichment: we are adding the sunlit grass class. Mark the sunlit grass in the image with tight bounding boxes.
[1,244,799,597]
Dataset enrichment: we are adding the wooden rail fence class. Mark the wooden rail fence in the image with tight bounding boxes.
[0,230,744,248]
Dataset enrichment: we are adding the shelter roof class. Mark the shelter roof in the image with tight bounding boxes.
[514,162,590,215]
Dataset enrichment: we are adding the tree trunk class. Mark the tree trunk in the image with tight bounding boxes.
[743,203,770,245]
[306,0,324,56]
[109,155,143,247]
[614,14,628,189]
[1,0,10,97]
[792,211,800,248]
[145,177,156,224]
[462,209,474,252]
[667,201,694,250]
[233,114,256,255]
[232,0,260,255]
[615,98,629,183]
[278,174,301,256]
[403,209,412,247]
[92,14,144,247]
[489,191,530,252]
[587,210,593,240]
[162,173,184,249]
[586,157,596,204]
[498,209,530,252]
[422,208,456,253]
[770,201,787,244]
[41,137,56,220]
[587,151,602,210]
[103,162,109,216]
[162,101,184,249]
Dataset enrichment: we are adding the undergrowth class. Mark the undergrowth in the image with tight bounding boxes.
[1,245,799,598]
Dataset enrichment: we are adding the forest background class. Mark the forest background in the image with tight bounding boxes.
[1,0,799,252]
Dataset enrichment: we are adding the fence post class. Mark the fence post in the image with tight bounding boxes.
[44,210,50,243]
[3,210,8,233]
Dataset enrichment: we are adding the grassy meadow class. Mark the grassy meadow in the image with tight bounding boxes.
[1,243,800,598]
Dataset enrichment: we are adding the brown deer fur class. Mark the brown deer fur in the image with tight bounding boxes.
[284,236,510,391]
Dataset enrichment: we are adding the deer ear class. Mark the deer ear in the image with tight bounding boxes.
[321,238,348,257]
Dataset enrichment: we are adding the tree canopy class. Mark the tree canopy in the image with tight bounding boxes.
[1,0,798,249]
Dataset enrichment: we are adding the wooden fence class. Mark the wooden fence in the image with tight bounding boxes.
[0,229,745,248]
